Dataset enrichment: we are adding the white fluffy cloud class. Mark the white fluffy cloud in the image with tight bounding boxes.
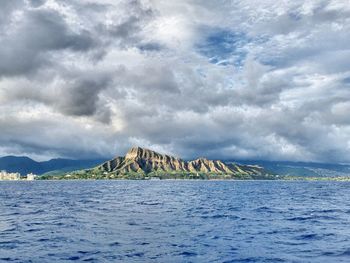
[0,0,350,162]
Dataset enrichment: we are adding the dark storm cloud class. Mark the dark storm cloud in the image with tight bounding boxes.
[106,0,154,48]
[56,75,112,117]
[0,110,124,159]
[0,8,96,77]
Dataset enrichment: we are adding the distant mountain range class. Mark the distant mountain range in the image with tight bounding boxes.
[1,149,349,178]
[57,147,269,180]
[0,156,106,175]
[228,160,350,177]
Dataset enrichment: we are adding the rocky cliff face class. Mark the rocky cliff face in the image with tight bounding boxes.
[96,147,265,176]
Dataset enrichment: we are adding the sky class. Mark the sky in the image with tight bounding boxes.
[0,0,350,162]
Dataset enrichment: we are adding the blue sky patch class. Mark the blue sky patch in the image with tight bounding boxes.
[196,29,249,67]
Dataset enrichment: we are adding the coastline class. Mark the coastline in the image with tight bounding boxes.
[2,177,348,182]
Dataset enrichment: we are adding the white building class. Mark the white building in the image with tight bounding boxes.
[27,173,36,181]
[0,170,21,180]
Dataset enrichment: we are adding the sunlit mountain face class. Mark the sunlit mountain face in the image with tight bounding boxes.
[0,0,349,164]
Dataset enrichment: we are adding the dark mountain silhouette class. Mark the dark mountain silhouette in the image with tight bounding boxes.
[226,160,350,177]
[0,156,106,175]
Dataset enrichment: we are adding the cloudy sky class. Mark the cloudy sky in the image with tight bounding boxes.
[0,0,350,162]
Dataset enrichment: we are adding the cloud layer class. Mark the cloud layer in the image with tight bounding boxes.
[0,0,349,162]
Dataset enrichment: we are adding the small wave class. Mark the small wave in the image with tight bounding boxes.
[125,252,145,258]
[137,201,162,206]
[295,233,335,241]
[338,248,350,256]
[178,251,197,257]
[136,242,150,246]
[0,257,20,262]
[77,251,101,256]
[318,209,342,213]
[67,256,81,261]
[82,258,98,262]
[109,241,121,247]
[126,221,138,226]
[226,257,287,262]
[254,206,274,212]
[27,209,45,215]
[201,214,240,220]
[287,216,313,221]
[296,233,318,240]
[287,214,338,222]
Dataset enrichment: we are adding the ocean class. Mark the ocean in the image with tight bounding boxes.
[0,181,350,262]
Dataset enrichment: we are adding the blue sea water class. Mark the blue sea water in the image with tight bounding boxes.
[0,181,350,263]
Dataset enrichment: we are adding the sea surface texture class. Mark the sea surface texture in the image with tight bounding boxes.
[0,181,350,262]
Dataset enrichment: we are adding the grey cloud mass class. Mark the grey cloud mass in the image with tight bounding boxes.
[0,0,350,163]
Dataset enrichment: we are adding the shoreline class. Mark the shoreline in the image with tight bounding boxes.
[2,177,350,182]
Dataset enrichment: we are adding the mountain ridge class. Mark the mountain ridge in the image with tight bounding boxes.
[3,150,349,178]
[0,156,106,175]
[88,147,267,179]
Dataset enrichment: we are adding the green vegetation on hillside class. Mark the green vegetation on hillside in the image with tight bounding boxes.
[39,169,277,180]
